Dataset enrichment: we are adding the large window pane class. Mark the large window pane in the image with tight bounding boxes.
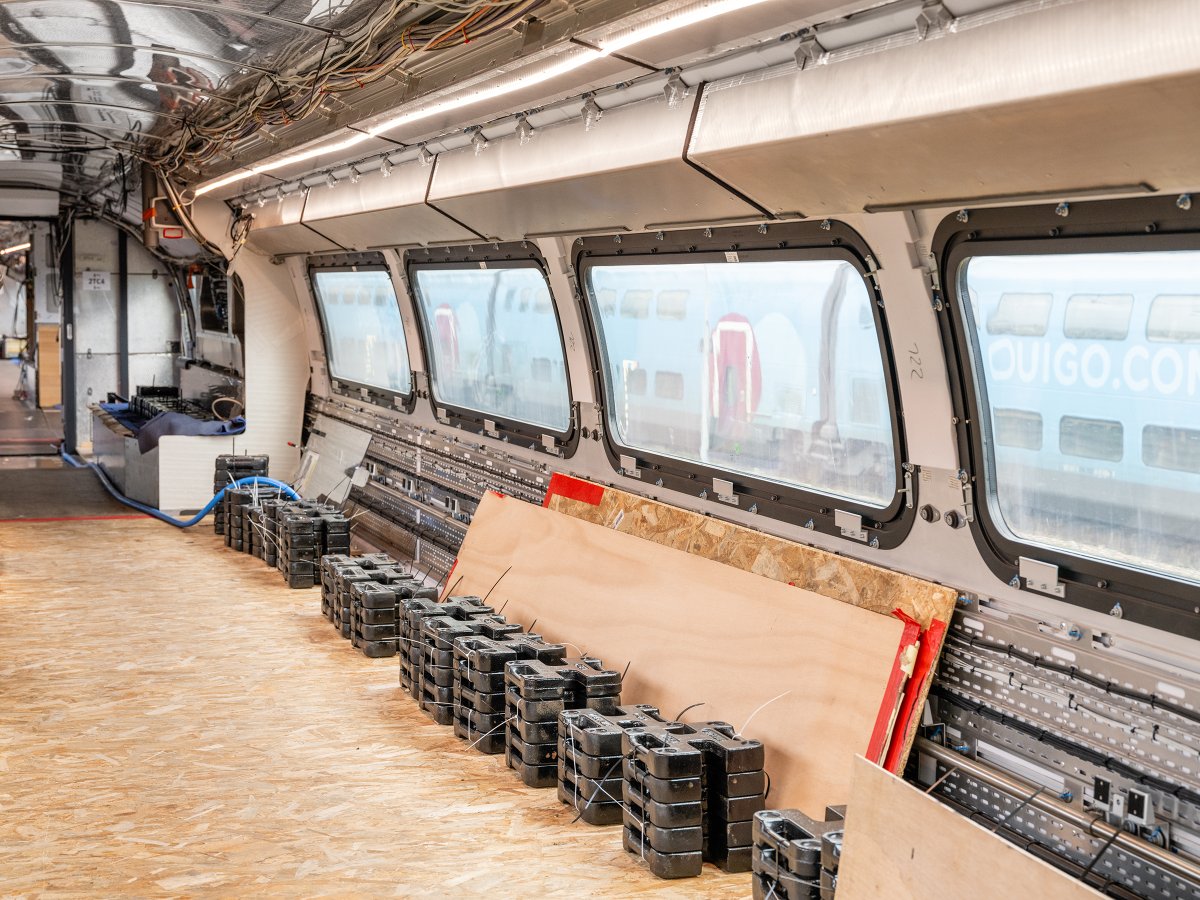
[585,258,896,507]
[962,251,1200,583]
[312,269,411,394]
[412,266,570,432]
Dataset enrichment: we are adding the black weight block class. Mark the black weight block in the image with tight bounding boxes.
[557,766,623,807]
[511,718,557,745]
[622,827,702,879]
[454,636,518,673]
[820,831,843,874]
[710,791,766,822]
[421,616,483,652]
[352,582,398,609]
[557,780,623,826]
[458,668,506,693]
[454,684,507,716]
[503,634,567,664]
[359,639,397,659]
[685,724,765,775]
[506,733,557,766]
[424,664,456,688]
[557,740,622,782]
[507,752,559,788]
[357,607,398,626]
[622,759,703,803]
[622,812,703,853]
[509,695,565,723]
[622,728,704,779]
[357,623,396,641]
[453,718,507,754]
[623,782,703,829]
[421,682,454,708]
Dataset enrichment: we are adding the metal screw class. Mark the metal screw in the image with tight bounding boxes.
[1055,201,1070,217]
[819,219,832,231]
[758,223,769,234]
[1109,602,1123,619]
[1009,576,1021,589]
[655,478,663,487]
[957,469,969,483]
[655,231,664,241]
[956,209,969,223]
[748,503,758,514]
[804,519,815,530]
[1177,193,1192,211]
[869,537,879,548]
[613,235,621,244]
[703,227,713,238]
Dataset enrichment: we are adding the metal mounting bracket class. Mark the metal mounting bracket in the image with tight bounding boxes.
[713,477,738,506]
[619,454,641,479]
[835,509,868,542]
[1019,557,1066,598]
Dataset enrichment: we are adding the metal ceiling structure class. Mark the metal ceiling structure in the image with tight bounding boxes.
[0,1,561,216]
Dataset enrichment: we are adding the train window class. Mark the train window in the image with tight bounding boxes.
[1147,294,1200,342]
[986,292,1052,336]
[410,264,570,433]
[584,257,896,508]
[993,408,1042,451]
[1059,415,1124,462]
[1143,425,1200,474]
[958,248,1200,586]
[1063,294,1133,340]
[311,267,412,395]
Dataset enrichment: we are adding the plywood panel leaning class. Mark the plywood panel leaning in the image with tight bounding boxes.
[545,475,957,772]
[449,492,907,818]
[837,756,1102,900]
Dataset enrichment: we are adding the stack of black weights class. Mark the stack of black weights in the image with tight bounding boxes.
[505,657,623,789]
[278,511,319,588]
[212,454,268,534]
[266,501,351,588]
[400,598,443,697]
[416,597,494,725]
[621,721,766,879]
[351,569,431,658]
[450,630,556,754]
[319,554,438,657]
[751,807,845,900]
[558,704,680,825]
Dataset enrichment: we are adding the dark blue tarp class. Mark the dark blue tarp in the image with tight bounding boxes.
[98,402,246,453]
[136,412,246,454]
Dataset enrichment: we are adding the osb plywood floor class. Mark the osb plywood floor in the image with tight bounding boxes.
[0,519,748,898]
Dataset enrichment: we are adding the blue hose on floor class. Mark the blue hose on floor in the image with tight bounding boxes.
[60,447,299,528]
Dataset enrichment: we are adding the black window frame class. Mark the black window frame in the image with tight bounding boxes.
[574,221,914,549]
[404,241,578,455]
[308,252,415,412]
[932,194,1200,637]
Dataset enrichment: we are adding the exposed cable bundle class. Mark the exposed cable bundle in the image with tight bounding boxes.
[146,0,545,177]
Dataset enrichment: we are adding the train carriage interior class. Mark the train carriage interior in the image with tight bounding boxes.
[1,0,1199,897]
